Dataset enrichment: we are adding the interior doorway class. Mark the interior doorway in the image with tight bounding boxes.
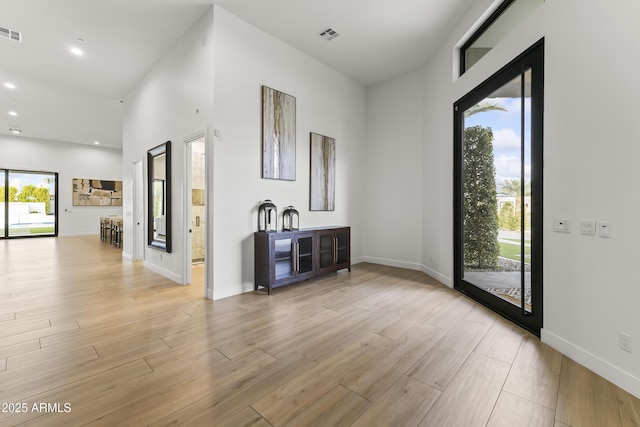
[185,136,206,289]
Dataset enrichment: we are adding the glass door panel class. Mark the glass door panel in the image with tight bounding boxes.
[297,235,314,274]
[0,170,5,238]
[274,237,293,281]
[336,232,349,265]
[319,234,333,269]
[462,73,529,310]
[8,171,57,237]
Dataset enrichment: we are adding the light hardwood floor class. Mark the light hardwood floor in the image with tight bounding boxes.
[0,236,638,426]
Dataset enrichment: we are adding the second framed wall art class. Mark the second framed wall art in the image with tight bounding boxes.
[310,132,336,211]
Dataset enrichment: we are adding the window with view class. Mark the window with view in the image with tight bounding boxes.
[460,0,543,75]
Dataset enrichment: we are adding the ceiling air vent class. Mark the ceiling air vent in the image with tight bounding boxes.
[318,27,339,41]
[0,26,22,42]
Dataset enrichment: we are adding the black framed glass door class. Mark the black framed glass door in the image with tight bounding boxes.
[454,39,543,335]
[0,170,58,238]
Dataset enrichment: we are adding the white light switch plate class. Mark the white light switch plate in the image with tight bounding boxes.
[553,219,571,233]
[599,221,612,238]
[580,219,596,235]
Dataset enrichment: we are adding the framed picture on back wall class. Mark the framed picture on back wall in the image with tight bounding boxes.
[310,132,335,211]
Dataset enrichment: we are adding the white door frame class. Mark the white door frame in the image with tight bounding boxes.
[132,160,145,261]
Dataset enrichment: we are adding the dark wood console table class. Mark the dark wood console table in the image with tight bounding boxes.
[254,226,350,294]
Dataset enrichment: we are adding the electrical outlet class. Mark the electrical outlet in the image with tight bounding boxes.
[620,332,632,353]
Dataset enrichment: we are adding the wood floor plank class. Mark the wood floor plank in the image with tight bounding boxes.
[282,385,370,427]
[487,391,555,427]
[252,332,392,426]
[351,375,440,427]
[0,339,40,359]
[502,336,562,409]
[151,352,316,426]
[616,386,640,426]
[82,350,276,427]
[408,319,489,390]
[342,322,445,402]
[0,312,15,322]
[25,349,275,427]
[0,359,154,425]
[217,407,272,427]
[215,306,338,359]
[419,352,511,427]
[555,357,621,427]
[423,294,476,330]
[474,317,525,364]
[6,344,99,371]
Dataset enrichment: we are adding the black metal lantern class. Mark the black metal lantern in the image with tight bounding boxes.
[258,200,277,232]
[282,206,299,231]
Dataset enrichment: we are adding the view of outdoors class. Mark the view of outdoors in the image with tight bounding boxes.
[0,171,57,237]
[462,71,531,311]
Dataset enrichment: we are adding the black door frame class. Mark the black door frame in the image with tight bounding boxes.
[454,39,544,335]
[0,169,59,239]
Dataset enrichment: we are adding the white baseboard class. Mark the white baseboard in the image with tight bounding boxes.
[542,328,640,399]
[361,255,422,271]
[58,232,100,237]
[351,256,364,265]
[360,256,452,288]
[213,284,252,300]
[142,260,183,283]
[420,264,452,288]
[122,251,133,261]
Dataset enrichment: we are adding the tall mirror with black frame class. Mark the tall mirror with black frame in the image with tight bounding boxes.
[147,141,171,252]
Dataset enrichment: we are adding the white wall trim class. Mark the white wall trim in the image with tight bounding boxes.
[361,256,452,287]
[542,329,640,399]
[143,260,183,284]
[213,284,252,300]
[122,251,133,261]
[351,256,364,265]
[421,265,452,288]
[361,255,422,271]
[58,232,100,237]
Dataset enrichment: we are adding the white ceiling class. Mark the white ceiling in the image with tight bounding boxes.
[0,0,475,150]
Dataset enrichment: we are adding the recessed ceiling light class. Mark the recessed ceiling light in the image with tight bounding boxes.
[94,141,100,145]
[70,47,84,56]
[4,82,16,89]
[9,127,22,134]
[8,111,17,116]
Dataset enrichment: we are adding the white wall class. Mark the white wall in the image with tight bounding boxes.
[365,0,640,398]
[0,135,122,236]
[211,6,366,299]
[122,8,214,282]
[362,69,424,271]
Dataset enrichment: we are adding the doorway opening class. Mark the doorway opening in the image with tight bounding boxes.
[185,136,206,291]
[454,39,544,335]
